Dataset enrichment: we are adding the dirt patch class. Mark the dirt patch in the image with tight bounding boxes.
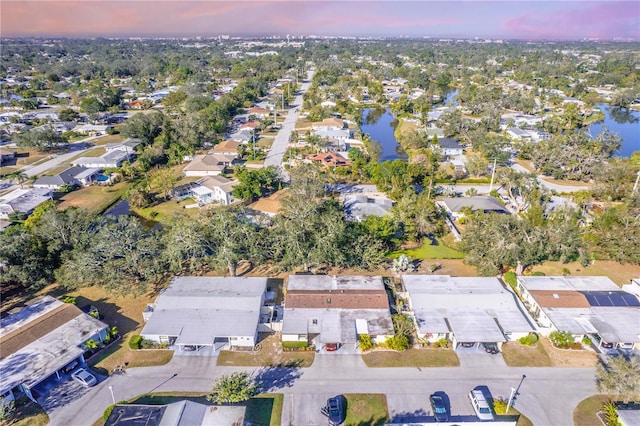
[531,260,640,286]
[539,337,597,368]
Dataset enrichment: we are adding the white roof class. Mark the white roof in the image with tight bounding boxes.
[518,276,619,292]
[287,275,385,291]
[141,277,267,343]
[403,275,534,341]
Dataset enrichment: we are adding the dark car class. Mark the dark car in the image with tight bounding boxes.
[482,342,500,354]
[460,342,475,348]
[321,395,346,425]
[430,394,449,422]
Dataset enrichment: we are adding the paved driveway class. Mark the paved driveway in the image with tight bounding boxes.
[456,346,507,368]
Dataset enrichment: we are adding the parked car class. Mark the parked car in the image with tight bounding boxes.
[321,395,346,425]
[469,389,494,421]
[482,342,500,354]
[460,342,475,348]
[71,368,97,387]
[325,343,338,352]
[429,394,449,422]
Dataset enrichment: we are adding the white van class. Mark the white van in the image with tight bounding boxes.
[469,389,494,421]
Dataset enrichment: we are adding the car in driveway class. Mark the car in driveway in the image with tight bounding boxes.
[429,394,449,422]
[469,389,494,421]
[321,395,346,425]
[482,342,500,354]
[71,368,97,387]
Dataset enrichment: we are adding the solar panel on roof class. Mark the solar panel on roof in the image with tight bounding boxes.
[583,291,640,307]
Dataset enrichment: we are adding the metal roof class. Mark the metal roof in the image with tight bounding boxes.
[287,275,385,291]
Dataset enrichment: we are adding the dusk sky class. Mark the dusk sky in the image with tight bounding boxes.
[2,1,639,41]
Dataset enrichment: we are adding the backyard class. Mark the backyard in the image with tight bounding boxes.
[55,181,131,213]
[390,237,464,260]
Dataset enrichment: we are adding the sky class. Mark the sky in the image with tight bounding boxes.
[1,1,639,41]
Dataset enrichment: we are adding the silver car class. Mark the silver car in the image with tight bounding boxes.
[469,389,494,421]
[71,368,98,387]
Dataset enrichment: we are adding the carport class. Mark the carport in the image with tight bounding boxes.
[448,313,506,350]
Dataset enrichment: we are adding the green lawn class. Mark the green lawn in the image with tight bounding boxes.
[573,395,612,426]
[133,197,200,224]
[245,393,284,426]
[389,238,464,260]
[344,394,389,426]
[362,349,460,368]
[55,181,131,213]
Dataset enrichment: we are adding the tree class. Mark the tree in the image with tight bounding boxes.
[0,226,55,290]
[232,166,282,201]
[596,354,640,403]
[120,111,163,145]
[58,107,79,121]
[14,128,68,152]
[148,166,180,200]
[207,372,257,404]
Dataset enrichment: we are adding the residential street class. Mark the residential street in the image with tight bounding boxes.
[263,70,314,168]
[510,162,590,193]
[48,353,596,426]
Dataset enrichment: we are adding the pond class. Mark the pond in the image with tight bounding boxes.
[589,104,640,158]
[104,199,160,230]
[360,108,407,162]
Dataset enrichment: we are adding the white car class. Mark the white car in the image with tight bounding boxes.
[469,389,494,421]
[71,368,98,387]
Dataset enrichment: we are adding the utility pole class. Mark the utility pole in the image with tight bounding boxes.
[633,170,640,194]
[488,158,498,193]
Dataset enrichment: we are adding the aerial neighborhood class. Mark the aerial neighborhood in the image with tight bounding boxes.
[1,22,640,426]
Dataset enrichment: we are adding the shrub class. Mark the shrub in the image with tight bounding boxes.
[386,334,410,351]
[282,341,308,351]
[549,331,575,349]
[140,339,155,349]
[61,296,77,304]
[435,338,451,348]
[129,335,142,350]
[492,397,508,414]
[582,336,592,346]
[602,401,618,426]
[359,334,373,352]
[562,267,571,276]
[532,271,546,276]
[518,333,539,346]
[503,271,517,290]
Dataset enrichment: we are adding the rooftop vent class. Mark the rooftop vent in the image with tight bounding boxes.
[552,294,559,299]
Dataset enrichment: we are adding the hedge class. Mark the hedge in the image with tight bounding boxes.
[282,341,308,350]
[129,335,142,350]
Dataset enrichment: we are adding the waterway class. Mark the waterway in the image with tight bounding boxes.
[360,108,407,162]
[589,104,640,158]
[104,199,160,229]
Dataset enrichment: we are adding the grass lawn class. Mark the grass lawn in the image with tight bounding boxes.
[493,405,534,426]
[4,398,49,426]
[65,146,106,164]
[414,258,479,276]
[530,260,640,286]
[501,341,552,367]
[389,238,464,260]
[244,393,284,426]
[344,394,389,426]
[128,392,209,405]
[0,150,51,174]
[362,349,460,368]
[573,395,612,426]
[133,197,200,224]
[217,334,314,367]
[55,181,130,213]
[538,337,597,368]
[92,134,125,146]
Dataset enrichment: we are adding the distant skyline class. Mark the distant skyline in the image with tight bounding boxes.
[2,1,639,41]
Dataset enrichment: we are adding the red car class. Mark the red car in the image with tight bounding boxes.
[325,343,338,352]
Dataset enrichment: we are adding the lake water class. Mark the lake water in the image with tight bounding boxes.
[360,108,407,162]
[589,104,639,158]
[104,199,160,229]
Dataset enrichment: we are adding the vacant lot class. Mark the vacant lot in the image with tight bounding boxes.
[390,238,464,260]
[531,260,640,285]
[217,334,315,368]
[501,341,552,367]
[56,181,130,213]
[538,337,597,368]
[344,394,390,426]
[362,348,460,368]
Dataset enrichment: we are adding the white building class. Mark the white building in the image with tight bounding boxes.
[0,188,53,219]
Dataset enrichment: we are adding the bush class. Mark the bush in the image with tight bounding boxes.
[386,334,410,351]
[602,401,619,426]
[435,338,451,348]
[492,397,508,414]
[549,331,575,349]
[359,334,373,352]
[282,341,308,351]
[503,271,517,290]
[532,271,546,276]
[140,339,155,349]
[518,333,539,346]
[129,335,142,350]
[61,296,77,304]
[582,336,592,346]
[562,267,571,276]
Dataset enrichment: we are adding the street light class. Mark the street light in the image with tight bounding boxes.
[506,374,526,414]
[108,385,116,405]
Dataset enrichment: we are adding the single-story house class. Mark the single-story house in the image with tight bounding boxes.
[432,137,463,157]
[33,166,102,189]
[517,276,640,352]
[282,275,394,352]
[0,188,53,219]
[72,140,139,169]
[73,124,112,135]
[246,107,271,119]
[141,276,268,354]
[311,117,346,130]
[104,139,141,154]
[438,196,509,219]
[402,275,534,349]
[0,296,108,404]
[305,152,351,167]
[343,193,394,222]
[212,140,241,156]
[183,154,236,177]
[506,127,530,141]
[189,176,238,206]
[312,127,352,142]
[105,401,246,426]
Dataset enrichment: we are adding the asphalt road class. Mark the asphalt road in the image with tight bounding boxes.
[263,70,314,168]
[48,353,596,426]
[510,162,590,193]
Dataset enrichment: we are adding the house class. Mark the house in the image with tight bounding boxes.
[282,275,394,352]
[189,176,238,206]
[516,276,640,352]
[342,193,394,222]
[72,139,140,169]
[402,275,534,349]
[311,117,346,130]
[0,296,108,404]
[105,401,246,426]
[438,196,509,219]
[246,107,271,119]
[506,127,530,141]
[33,167,102,189]
[321,100,337,108]
[305,152,351,167]
[183,154,236,177]
[0,188,53,219]
[312,127,352,146]
[141,276,268,354]
[432,137,463,157]
[73,124,111,135]
[212,140,241,156]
